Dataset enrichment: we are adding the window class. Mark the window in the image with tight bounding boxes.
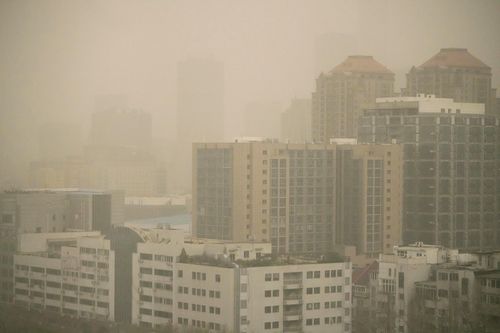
[461,278,469,295]
[215,274,221,283]
[178,270,183,278]
[273,273,279,281]
[265,290,272,297]
[265,273,272,281]
[140,253,153,261]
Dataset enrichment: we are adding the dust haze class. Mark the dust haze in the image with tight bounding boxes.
[1,0,499,191]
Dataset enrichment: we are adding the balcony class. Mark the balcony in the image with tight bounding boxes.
[283,324,303,333]
[284,298,302,305]
[284,279,302,290]
[284,310,302,321]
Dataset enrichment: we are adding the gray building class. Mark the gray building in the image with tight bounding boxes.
[0,189,123,303]
[358,95,500,251]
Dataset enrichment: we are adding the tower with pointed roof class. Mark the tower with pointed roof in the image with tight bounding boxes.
[406,48,497,116]
[311,55,394,141]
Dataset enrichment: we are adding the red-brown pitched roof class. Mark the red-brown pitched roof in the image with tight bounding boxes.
[330,55,393,74]
[419,48,490,69]
[352,261,379,286]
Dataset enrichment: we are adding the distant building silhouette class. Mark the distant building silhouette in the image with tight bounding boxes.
[177,58,225,143]
[281,98,311,143]
[312,55,394,141]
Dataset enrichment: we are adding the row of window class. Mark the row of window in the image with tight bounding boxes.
[480,278,500,288]
[17,290,110,309]
[139,267,172,277]
[307,269,343,279]
[139,281,172,290]
[176,317,221,331]
[139,308,172,318]
[139,253,173,263]
[176,302,221,315]
[139,295,172,305]
[264,321,279,329]
[80,248,109,256]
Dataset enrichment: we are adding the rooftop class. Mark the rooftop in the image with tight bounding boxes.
[419,48,490,70]
[329,55,393,75]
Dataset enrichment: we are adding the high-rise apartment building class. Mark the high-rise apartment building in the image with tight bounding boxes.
[13,231,115,321]
[90,108,152,151]
[174,57,225,192]
[336,142,403,255]
[358,95,500,251]
[281,98,312,143]
[177,58,225,143]
[193,140,402,256]
[312,55,394,141]
[406,48,497,116]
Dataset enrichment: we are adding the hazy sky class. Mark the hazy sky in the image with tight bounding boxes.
[1,0,499,185]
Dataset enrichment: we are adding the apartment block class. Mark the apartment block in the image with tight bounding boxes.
[406,48,497,116]
[312,55,394,141]
[0,189,121,303]
[353,242,500,333]
[336,142,403,256]
[358,95,500,251]
[13,232,115,321]
[193,140,402,256]
[193,140,337,255]
[129,226,352,333]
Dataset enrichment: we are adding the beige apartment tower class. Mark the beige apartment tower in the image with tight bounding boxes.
[311,55,394,142]
[193,140,402,256]
[406,48,497,116]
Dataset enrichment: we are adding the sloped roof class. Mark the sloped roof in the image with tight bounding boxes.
[330,55,393,74]
[352,261,379,286]
[419,48,490,69]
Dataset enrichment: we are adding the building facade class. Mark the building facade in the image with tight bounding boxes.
[193,140,403,257]
[13,232,115,321]
[312,55,394,141]
[353,243,500,333]
[358,95,500,251]
[130,226,352,333]
[0,189,121,303]
[406,48,497,116]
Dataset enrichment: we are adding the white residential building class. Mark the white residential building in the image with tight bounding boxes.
[130,227,352,333]
[372,242,458,333]
[13,231,115,321]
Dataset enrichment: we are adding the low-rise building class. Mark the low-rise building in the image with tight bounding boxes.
[354,242,500,333]
[129,226,353,332]
[13,231,115,321]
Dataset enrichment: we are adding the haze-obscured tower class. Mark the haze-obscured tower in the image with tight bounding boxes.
[312,55,394,141]
[177,58,225,143]
[281,98,311,143]
[90,108,152,151]
[406,48,497,116]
